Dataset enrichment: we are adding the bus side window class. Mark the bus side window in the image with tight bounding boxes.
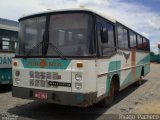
[143,38,146,50]
[0,29,18,52]
[117,24,129,49]
[137,35,143,50]
[143,38,150,51]
[0,36,2,51]
[117,25,124,49]
[2,37,9,51]
[96,17,116,57]
[96,18,105,56]
[129,30,137,49]
[147,40,150,51]
[10,36,16,52]
[123,28,129,49]
[102,22,115,56]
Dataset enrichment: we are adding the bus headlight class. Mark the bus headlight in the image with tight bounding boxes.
[15,70,20,77]
[75,82,82,90]
[15,78,20,84]
[75,74,82,81]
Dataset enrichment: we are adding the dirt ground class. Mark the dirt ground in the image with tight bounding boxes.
[133,63,160,114]
[0,63,160,120]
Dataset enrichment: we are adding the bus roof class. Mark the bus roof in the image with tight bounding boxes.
[19,9,116,23]
[0,18,19,32]
[19,9,149,39]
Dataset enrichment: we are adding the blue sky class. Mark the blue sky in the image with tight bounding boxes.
[0,0,160,53]
[124,0,160,12]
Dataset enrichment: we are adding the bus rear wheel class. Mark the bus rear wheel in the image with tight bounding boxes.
[100,80,114,107]
[135,76,142,86]
[136,68,144,86]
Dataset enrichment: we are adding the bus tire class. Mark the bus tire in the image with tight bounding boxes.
[136,76,142,86]
[136,68,144,86]
[100,80,114,107]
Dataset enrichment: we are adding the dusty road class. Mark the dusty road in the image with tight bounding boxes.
[0,63,160,120]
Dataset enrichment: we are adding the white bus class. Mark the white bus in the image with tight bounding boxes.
[12,9,150,107]
[0,18,18,86]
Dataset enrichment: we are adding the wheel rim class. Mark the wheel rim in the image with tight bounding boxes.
[107,81,114,104]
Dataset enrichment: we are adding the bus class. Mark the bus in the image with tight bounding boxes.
[0,18,18,86]
[12,9,150,107]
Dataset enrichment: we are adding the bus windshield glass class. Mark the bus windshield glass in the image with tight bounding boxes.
[17,13,95,57]
[18,16,46,56]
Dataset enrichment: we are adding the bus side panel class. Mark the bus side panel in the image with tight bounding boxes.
[119,50,150,90]
[144,64,150,76]
[96,54,119,97]
[0,68,12,84]
[96,50,150,96]
[0,53,14,85]
[135,52,150,80]
[137,52,150,76]
[116,50,134,90]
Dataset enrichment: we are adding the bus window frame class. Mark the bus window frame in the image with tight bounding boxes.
[116,22,150,52]
[18,11,97,59]
[95,15,117,58]
[116,22,130,50]
[0,29,18,53]
[129,30,137,49]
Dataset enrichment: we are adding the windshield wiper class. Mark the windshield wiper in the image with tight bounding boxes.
[47,42,67,60]
[23,30,48,59]
[23,29,66,59]
[23,42,67,59]
[23,41,43,59]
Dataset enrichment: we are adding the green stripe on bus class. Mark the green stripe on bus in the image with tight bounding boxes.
[106,61,121,95]
[121,54,150,86]
[0,68,12,84]
[120,67,141,87]
[21,59,71,69]
[120,70,133,86]
[137,54,150,65]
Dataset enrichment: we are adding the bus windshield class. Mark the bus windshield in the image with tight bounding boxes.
[17,13,95,57]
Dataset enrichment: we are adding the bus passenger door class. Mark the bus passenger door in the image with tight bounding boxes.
[96,16,116,97]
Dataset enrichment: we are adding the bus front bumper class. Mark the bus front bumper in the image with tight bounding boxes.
[12,86,97,107]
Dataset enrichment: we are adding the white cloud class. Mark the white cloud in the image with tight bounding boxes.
[146,18,160,30]
[39,0,79,10]
[0,0,47,21]
[77,0,110,5]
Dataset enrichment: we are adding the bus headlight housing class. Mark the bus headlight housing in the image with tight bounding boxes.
[75,82,82,90]
[15,70,20,77]
[15,78,20,84]
[75,74,82,81]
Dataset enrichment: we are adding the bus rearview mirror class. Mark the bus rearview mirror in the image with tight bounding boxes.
[100,29,108,43]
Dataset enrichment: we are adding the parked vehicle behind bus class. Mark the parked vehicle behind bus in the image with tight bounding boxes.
[12,9,150,107]
[0,18,18,86]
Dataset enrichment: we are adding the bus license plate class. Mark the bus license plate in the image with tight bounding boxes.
[34,92,48,100]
